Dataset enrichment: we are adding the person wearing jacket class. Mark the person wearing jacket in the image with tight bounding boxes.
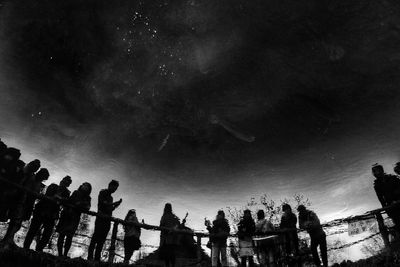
[56,182,92,257]
[206,210,230,267]
[238,209,255,267]
[123,209,142,264]
[280,204,299,257]
[255,210,276,267]
[298,205,327,267]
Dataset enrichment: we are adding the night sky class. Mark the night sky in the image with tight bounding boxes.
[2,0,400,260]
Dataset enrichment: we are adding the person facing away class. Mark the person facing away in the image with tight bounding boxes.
[56,182,92,257]
[373,164,400,231]
[206,210,230,267]
[2,168,49,246]
[255,210,275,267]
[159,203,180,267]
[280,204,299,257]
[88,179,122,261]
[237,209,255,267]
[24,175,72,251]
[297,205,327,267]
[123,209,142,264]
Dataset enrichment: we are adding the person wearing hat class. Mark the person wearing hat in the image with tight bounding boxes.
[373,163,400,232]
[24,175,72,251]
[297,205,327,267]
[123,209,142,264]
[205,210,231,267]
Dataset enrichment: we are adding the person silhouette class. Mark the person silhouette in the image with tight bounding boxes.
[159,203,180,267]
[298,205,327,267]
[373,164,400,232]
[56,182,92,257]
[88,180,122,261]
[123,209,141,264]
[24,175,72,251]
[206,210,230,267]
[2,168,49,246]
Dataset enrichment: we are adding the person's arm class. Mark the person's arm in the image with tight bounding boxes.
[374,184,387,207]
[112,198,122,210]
[280,214,286,229]
[298,216,306,230]
[308,212,321,229]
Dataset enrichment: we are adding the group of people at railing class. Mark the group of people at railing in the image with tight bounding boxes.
[202,205,326,267]
[1,137,400,267]
[0,139,139,263]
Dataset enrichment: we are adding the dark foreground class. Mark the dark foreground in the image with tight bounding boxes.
[0,245,137,267]
[1,245,400,267]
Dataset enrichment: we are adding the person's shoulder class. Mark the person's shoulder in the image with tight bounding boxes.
[99,189,108,195]
[48,183,58,188]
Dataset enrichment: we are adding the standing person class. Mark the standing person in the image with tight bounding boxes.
[205,210,230,267]
[159,203,180,267]
[56,182,92,257]
[373,164,400,231]
[88,180,122,261]
[280,204,299,257]
[0,147,21,214]
[297,205,327,267]
[24,175,72,251]
[2,168,49,246]
[123,209,141,264]
[255,210,276,267]
[1,160,40,221]
[237,209,255,267]
[0,158,31,221]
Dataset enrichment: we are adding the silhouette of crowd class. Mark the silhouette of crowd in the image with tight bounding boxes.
[1,138,400,267]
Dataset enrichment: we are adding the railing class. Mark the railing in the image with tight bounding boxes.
[0,175,398,266]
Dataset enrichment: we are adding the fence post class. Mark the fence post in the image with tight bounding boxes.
[196,234,202,266]
[108,221,119,263]
[375,212,390,249]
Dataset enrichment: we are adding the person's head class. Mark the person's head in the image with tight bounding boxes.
[282,204,292,213]
[257,210,265,220]
[108,180,119,193]
[36,168,50,181]
[25,159,41,174]
[0,140,7,154]
[3,147,21,162]
[16,160,26,173]
[372,164,385,179]
[60,175,72,188]
[216,210,225,220]
[394,162,400,175]
[297,205,307,214]
[164,203,172,214]
[126,209,137,218]
[243,209,252,219]
[79,182,92,195]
